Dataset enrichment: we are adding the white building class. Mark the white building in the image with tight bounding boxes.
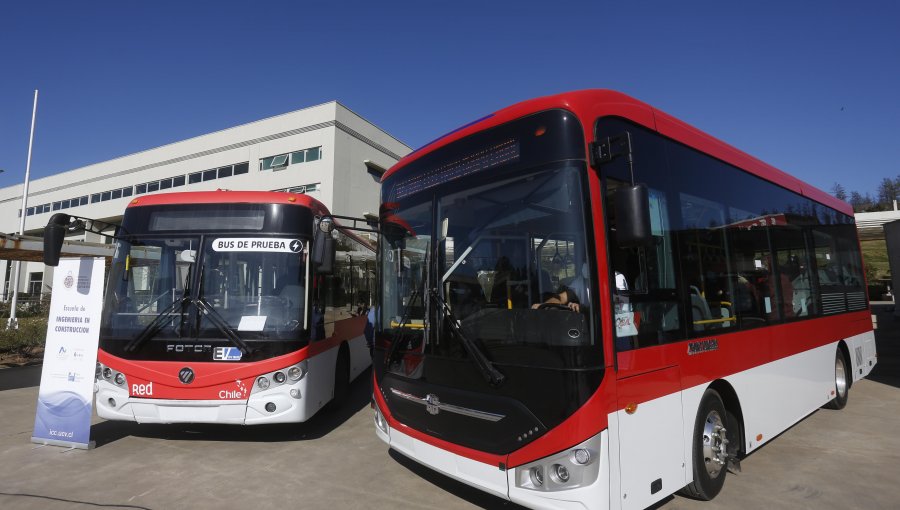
[0,101,410,299]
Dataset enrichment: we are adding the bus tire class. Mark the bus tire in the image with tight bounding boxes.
[824,349,850,410]
[681,389,728,501]
[332,345,350,406]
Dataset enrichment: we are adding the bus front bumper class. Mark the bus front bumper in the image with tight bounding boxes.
[373,405,611,510]
[95,377,314,424]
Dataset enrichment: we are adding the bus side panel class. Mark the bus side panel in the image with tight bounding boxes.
[348,332,371,381]
[304,346,340,416]
[723,341,837,455]
[615,366,684,510]
[845,330,877,382]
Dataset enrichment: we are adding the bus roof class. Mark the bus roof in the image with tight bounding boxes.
[126,190,330,215]
[384,90,852,217]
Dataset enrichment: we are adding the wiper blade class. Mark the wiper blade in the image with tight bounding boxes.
[193,297,251,355]
[125,297,189,352]
[384,289,420,368]
[430,289,504,386]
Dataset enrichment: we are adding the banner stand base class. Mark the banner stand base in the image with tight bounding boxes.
[31,437,94,450]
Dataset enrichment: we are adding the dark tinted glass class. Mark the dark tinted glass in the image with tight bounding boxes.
[597,116,865,351]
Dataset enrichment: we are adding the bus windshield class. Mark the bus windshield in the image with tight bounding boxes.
[102,234,307,343]
[380,164,599,373]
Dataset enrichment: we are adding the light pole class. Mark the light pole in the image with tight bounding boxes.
[8,90,39,329]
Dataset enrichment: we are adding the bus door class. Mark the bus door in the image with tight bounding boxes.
[597,120,687,509]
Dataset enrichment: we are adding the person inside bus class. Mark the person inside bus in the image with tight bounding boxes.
[531,261,589,313]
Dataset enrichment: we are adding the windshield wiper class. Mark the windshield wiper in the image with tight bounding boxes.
[430,289,505,386]
[384,289,421,368]
[193,297,251,355]
[125,296,190,352]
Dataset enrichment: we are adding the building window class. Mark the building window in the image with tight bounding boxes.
[26,207,34,216]
[28,272,42,295]
[111,189,122,200]
[217,166,233,178]
[159,178,172,190]
[203,169,216,181]
[189,172,202,184]
[234,162,249,175]
[173,175,186,187]
[122,187,133,198]
[306,146,321,162]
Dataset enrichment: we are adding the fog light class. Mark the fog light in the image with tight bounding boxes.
[265,402,276,413]
[103,367,112,380]
[108,398,116,407]
[290,388,301,398]
[529,466,544,487]
[551,464,570,483]
[257,377,270,390]
[273,371,286,384]
[114,373,125,386]
[573,448,591,465]
[288,366,303,381]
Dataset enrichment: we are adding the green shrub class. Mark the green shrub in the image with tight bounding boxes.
[0,318,48,357]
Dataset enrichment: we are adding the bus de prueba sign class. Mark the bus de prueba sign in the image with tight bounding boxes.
[212,238,303,253]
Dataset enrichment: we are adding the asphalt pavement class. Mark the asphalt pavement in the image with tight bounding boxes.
[0,304,898,510]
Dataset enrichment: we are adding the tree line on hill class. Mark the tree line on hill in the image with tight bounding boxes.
[832,177,900,213]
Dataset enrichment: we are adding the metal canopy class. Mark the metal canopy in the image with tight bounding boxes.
[0,234,115,262]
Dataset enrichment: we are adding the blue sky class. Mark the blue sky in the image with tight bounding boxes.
[1,0,898,199]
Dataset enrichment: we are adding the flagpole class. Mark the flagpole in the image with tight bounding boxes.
[8,89,39,329]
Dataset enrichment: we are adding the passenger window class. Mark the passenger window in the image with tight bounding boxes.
[677,193,735,335]
[771,226,816,318]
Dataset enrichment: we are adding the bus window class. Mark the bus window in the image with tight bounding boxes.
[772,226,816,318]
[606,179,681,350]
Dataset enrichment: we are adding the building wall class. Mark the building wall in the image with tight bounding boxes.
[0,101,410,298]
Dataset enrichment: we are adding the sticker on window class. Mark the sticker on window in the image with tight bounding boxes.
[238,315,267,331]
[212,238,303,253]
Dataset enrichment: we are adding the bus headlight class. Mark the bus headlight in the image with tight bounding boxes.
[273,371,286,384]
[103,367,113,380]
[550,464,569,483]
[529,466,545,487]
[374,403,389,435]
[515,432,602,492]
[257,377,270,390]
[114,373,126,386]
[288,365,304,381]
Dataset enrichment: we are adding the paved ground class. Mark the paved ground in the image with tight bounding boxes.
[1,304,898,510]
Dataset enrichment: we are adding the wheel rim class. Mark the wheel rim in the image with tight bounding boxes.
[835,355,847,399]
[702,410,728,478]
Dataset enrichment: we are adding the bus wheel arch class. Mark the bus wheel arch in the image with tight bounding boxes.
[825,341,852,410]
[681,382,743,501]
[707,379,745,458]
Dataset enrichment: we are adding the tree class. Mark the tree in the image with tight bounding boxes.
[877,177,899,209]
[831,182,848,201]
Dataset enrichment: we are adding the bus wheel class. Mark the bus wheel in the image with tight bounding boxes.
[824,349,850,410]
[681,389,728,500]
[332,346,350,405]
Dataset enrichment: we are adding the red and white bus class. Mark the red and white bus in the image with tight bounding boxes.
[371,90,876,509]
[45,190,374,425]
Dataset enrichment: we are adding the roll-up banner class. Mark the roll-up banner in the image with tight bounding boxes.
[31,257,105,449]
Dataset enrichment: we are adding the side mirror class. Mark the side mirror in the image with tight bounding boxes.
[312,218,336,274]
[614,184,653,247]
[43,213,72,266]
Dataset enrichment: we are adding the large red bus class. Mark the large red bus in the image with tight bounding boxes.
[371,90,876,509]
[45,190,374,424]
